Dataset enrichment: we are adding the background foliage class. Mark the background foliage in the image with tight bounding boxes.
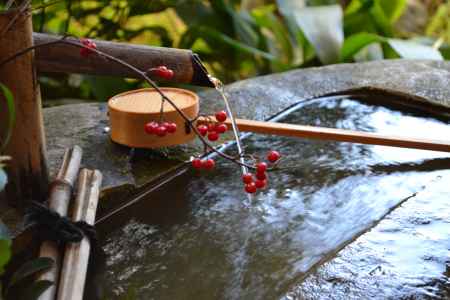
[3,0,450,102]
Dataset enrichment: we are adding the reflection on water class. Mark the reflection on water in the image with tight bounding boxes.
[94,98,450,300]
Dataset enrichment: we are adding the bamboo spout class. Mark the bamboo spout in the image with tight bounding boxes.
[33,32,215,87]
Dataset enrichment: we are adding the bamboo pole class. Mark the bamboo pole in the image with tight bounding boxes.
[33,33,214,87]
[198,117,450,153]
[37,146,82,300]
[0,8,48,207]
[57,169,102,300]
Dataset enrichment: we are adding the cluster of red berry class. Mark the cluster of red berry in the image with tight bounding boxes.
[79,38,97,57]
[191,157,216,170]
[191,110,229,171]
[149,66,174,80]
[144,121,177,137]
[196,110,228,142]
[242,150,281,194]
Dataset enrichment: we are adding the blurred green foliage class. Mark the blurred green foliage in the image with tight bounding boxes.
[2,0,447,101]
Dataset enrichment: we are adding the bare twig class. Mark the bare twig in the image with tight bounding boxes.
[0,35,261,170]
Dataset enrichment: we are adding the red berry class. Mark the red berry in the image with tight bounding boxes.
[255,172,266,180]
[79,38,96,57]
[255,179,267,189]
[162,69,174,79]
[242,173,253,184]
[267,150,281,163]
[144,121,159,135]
[151,66,174,79]
[207,131,219,141]
[245,182,257,194]
[155,125,167,137]
[197,125,208,136]
[215,110,227,122]
[256,162,267,173]
[202,159,215,170]
[207,123,216,132]
[192,158,203,169]
[166,122,177,133]
[215,123,228,134]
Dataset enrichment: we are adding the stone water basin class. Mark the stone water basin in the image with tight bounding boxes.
[91,96,450,300]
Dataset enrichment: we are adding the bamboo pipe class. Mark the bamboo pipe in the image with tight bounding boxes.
[57,169,102,300]
[198,117,450,153]
[0,9,48,207]
[33,33,215,87]
[37,146,82,300]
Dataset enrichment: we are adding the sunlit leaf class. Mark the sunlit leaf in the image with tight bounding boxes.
[369,1,394,37]
[9,257,54,287]
[378,0,407,23]
[341,32,385,61]
[291,5,344,64]
[387,39,444,60]
[0,83,15,153]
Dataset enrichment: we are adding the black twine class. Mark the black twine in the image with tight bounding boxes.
[25,201,97,246]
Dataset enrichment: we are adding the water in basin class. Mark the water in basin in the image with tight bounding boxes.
[92,97,450,299]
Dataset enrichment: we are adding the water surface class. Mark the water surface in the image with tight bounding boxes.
[94,97,450,300]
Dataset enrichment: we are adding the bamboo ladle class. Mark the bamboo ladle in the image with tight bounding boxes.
[108,88,450,153]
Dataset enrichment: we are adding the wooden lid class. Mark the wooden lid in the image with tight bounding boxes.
[108,88,199,148]
[109,88,198,114]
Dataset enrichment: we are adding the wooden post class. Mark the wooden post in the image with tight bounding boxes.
[37,146,82,300]
[0,8,49,207]
[57,169,102,300]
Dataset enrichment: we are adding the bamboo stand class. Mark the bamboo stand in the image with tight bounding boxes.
[37,146,82,300]
[0,7,49,207]
[57,169,102,300]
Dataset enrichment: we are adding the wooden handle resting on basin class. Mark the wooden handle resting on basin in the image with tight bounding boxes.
[198,117,450,153]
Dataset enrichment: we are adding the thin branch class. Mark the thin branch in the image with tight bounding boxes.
[0,35,263,171]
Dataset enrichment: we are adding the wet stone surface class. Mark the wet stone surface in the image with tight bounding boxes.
[89,97,450,300]
[42,60,450,299]
[288,177,450,300]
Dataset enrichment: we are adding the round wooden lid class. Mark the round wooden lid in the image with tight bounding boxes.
[109,88,198,114]
[108,88,200,148]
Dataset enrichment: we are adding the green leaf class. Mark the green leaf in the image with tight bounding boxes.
[353,42,384,61]
[21,280,53,300]
[251,5,295,68]
[84,76,131,101]
[9,257,54,287]
[387,39,444,60]
[181,26,277,60]
[0,83,15,153]
[0,168,6,192]
[369,1,394,37]
[0,239,11,275]
[341,32,385,61]
[378,0,407,23]
[291,5,344,64]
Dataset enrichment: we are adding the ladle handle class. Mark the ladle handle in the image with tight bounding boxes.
[198,117,450,153]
